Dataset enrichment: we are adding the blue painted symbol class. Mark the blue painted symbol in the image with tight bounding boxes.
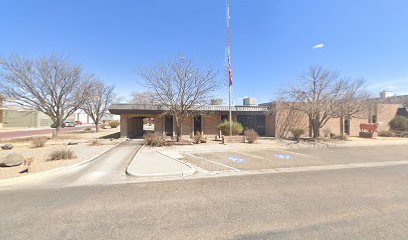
[228,156,245,163]
[273,154,291,160]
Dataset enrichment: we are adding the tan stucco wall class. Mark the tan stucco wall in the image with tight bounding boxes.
[376,103,400,131]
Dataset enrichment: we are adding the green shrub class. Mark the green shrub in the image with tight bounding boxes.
[218,121,243,136]
[30,137,48,148]
[290,128,305,141]
[244,129,258,143]
[48,149,76,161]
[143,132,167,147]
[395,131,408,138]
[389,116,408,131]
[378,130,394,137]
[109,120,120,128]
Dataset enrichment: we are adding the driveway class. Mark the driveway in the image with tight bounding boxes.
[0,141,142,190]
[0,125,93,140]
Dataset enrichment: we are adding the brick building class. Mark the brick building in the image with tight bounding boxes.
[109,98,404,139]
[108,103,270,139]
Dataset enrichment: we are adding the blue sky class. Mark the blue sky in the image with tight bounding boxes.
[1,0,408,104]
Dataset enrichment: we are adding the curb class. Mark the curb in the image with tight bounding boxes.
[126,146,196,178]
[0,142,120,186]
[0,126,94,141]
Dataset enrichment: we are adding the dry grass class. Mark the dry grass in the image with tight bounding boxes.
[244,129,259,143]
[30,137,48,148]
[144,132,167,147]
[48,149,76,161]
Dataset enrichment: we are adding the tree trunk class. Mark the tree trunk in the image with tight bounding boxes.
[95,123,99,133]
[177,124,183,142]
[339,116,344,137]
[313,118,320,138]
[53,118,62,139]
[308,117,313,137]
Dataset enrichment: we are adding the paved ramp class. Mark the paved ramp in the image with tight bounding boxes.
[0,141,142,190]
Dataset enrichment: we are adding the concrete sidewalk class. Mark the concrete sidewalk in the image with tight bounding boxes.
[127,146,196,177]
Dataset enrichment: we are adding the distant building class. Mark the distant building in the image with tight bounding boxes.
[379,90,396,99]
[0,98,120,128]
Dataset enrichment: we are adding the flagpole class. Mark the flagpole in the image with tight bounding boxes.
[227,0,232,136]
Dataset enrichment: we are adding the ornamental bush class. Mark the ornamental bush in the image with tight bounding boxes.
[109,120,120,128]
[218,121,243,136]
[389,116,408,131]
[290,128,305,141]
[143,132,167,147]
[244,129,258,143]
[378,130,394,137]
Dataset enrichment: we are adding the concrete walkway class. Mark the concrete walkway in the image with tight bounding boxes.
[127,146,196,177]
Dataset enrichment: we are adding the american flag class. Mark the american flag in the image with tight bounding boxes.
[229,67,233,86]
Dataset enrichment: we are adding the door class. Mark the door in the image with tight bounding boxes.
[344,118,350,135]
[194,115,202,134]
[165,115,173,136]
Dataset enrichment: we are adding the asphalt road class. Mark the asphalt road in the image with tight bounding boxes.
[1,163,408,239]
[0,125,93,140]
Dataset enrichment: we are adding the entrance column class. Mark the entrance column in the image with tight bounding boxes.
[120,114,128,138]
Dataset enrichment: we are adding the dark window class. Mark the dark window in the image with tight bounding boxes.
[194,115,202,133]
[165,115,173,136]
[221,115,228,122]
[237,115,265,136]
[344,118,350,135]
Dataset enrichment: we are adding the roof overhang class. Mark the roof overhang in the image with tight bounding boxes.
[108,104,270,115]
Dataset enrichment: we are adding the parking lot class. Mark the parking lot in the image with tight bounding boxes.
[181,145,408,172]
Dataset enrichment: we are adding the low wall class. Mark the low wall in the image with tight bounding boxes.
[222,135,245,144]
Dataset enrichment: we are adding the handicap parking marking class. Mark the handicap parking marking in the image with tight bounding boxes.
[272,154,292,160]
[227,156,245,163]
[184,153,241,171]
[236,152,266,160]
[279,149,309,157]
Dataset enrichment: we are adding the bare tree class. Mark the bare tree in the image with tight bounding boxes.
[272,101,308,138]
[81,79,116,132]
[138,57,218,141]
[332,78,371,136]
[0,55,93,137]
[130,91,157,104]
[282,66,345,138]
